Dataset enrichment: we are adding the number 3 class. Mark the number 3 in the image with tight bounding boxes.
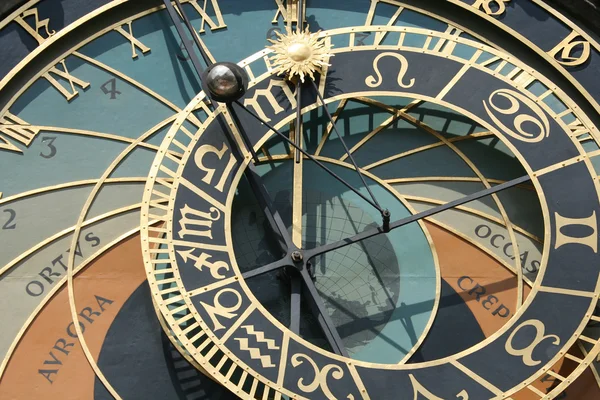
[40,136,57,159]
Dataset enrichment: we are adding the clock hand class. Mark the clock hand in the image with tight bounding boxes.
[305,174,532,260]
[309,78,391,230]
[163,0,294,253]
[299,267,349,356]
[288,0,306,338]
[291,0,305,250]
[290,274,302,334]
[234,99,386,215]
[166,0,360,357]
[164,0,211,71]
[240,253,350,355]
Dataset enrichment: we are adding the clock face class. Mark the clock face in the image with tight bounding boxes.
[1,1,600,399]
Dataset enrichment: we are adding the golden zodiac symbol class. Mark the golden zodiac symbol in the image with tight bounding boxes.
[178,205,221,239]
[234,325,280,368]
[194,142,236,192]
[200,288,243,331]
[505,319,560,366]
[555,211,598,253]
[483,88,550,143]
[472,0,511,16]
[548,30,591,67]
[177,249,230,279]
[409,374,469,399]
[291,353,355,400]
[244,80,297,122]
[365,52,415,89]
[15,8,56,45]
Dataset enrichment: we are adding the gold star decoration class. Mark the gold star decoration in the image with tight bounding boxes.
[268,27,333,82]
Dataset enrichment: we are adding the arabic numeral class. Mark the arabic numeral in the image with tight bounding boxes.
[2,209,16,230]
[266,27,281,41]
[100,78,121,99]
[40,136,57,159]
[177,40,191,61]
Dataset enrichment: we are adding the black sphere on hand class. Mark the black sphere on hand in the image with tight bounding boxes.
[203,62,249,103]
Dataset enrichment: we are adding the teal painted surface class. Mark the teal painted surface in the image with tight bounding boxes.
[235,161,438,364]
[0,132,128,195]
[0,1,503,363]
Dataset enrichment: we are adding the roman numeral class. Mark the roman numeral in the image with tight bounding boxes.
[14,8,55,45]
[272,0,306,27]
[429,26,463,56]
[114,22,151,59]
[0,112,40,153]
[42,60,90,102]
[365,0,405,46]
[187,0,227,33]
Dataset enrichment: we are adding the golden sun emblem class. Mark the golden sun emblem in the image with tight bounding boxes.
[268,27,333,82]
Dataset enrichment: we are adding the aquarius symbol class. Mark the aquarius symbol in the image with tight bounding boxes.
[234,325,279,368]
[240,325,280,349]
[235,338,276,368]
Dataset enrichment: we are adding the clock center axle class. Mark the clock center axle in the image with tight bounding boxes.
[291,250,304,263]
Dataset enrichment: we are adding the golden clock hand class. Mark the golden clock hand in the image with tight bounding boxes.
[291,97,304,248]
[291,1,305,249]
[305,174,532,260]
[289,0,305,337]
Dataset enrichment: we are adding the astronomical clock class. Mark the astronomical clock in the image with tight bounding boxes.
[2,0,600,398]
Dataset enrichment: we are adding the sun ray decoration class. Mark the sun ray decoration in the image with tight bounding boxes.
[268,27,333,82]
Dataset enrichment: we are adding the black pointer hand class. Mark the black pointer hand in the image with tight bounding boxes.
[162,0,294,253]
[239,174,532,279]
[304,174,532,260]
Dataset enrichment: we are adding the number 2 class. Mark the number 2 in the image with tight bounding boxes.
[2,209,16,230]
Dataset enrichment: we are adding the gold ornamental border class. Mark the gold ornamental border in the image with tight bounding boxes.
[141,26,600,399]
[446,0,600,118]
[0,0,501,117]
[0,0,597,397]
